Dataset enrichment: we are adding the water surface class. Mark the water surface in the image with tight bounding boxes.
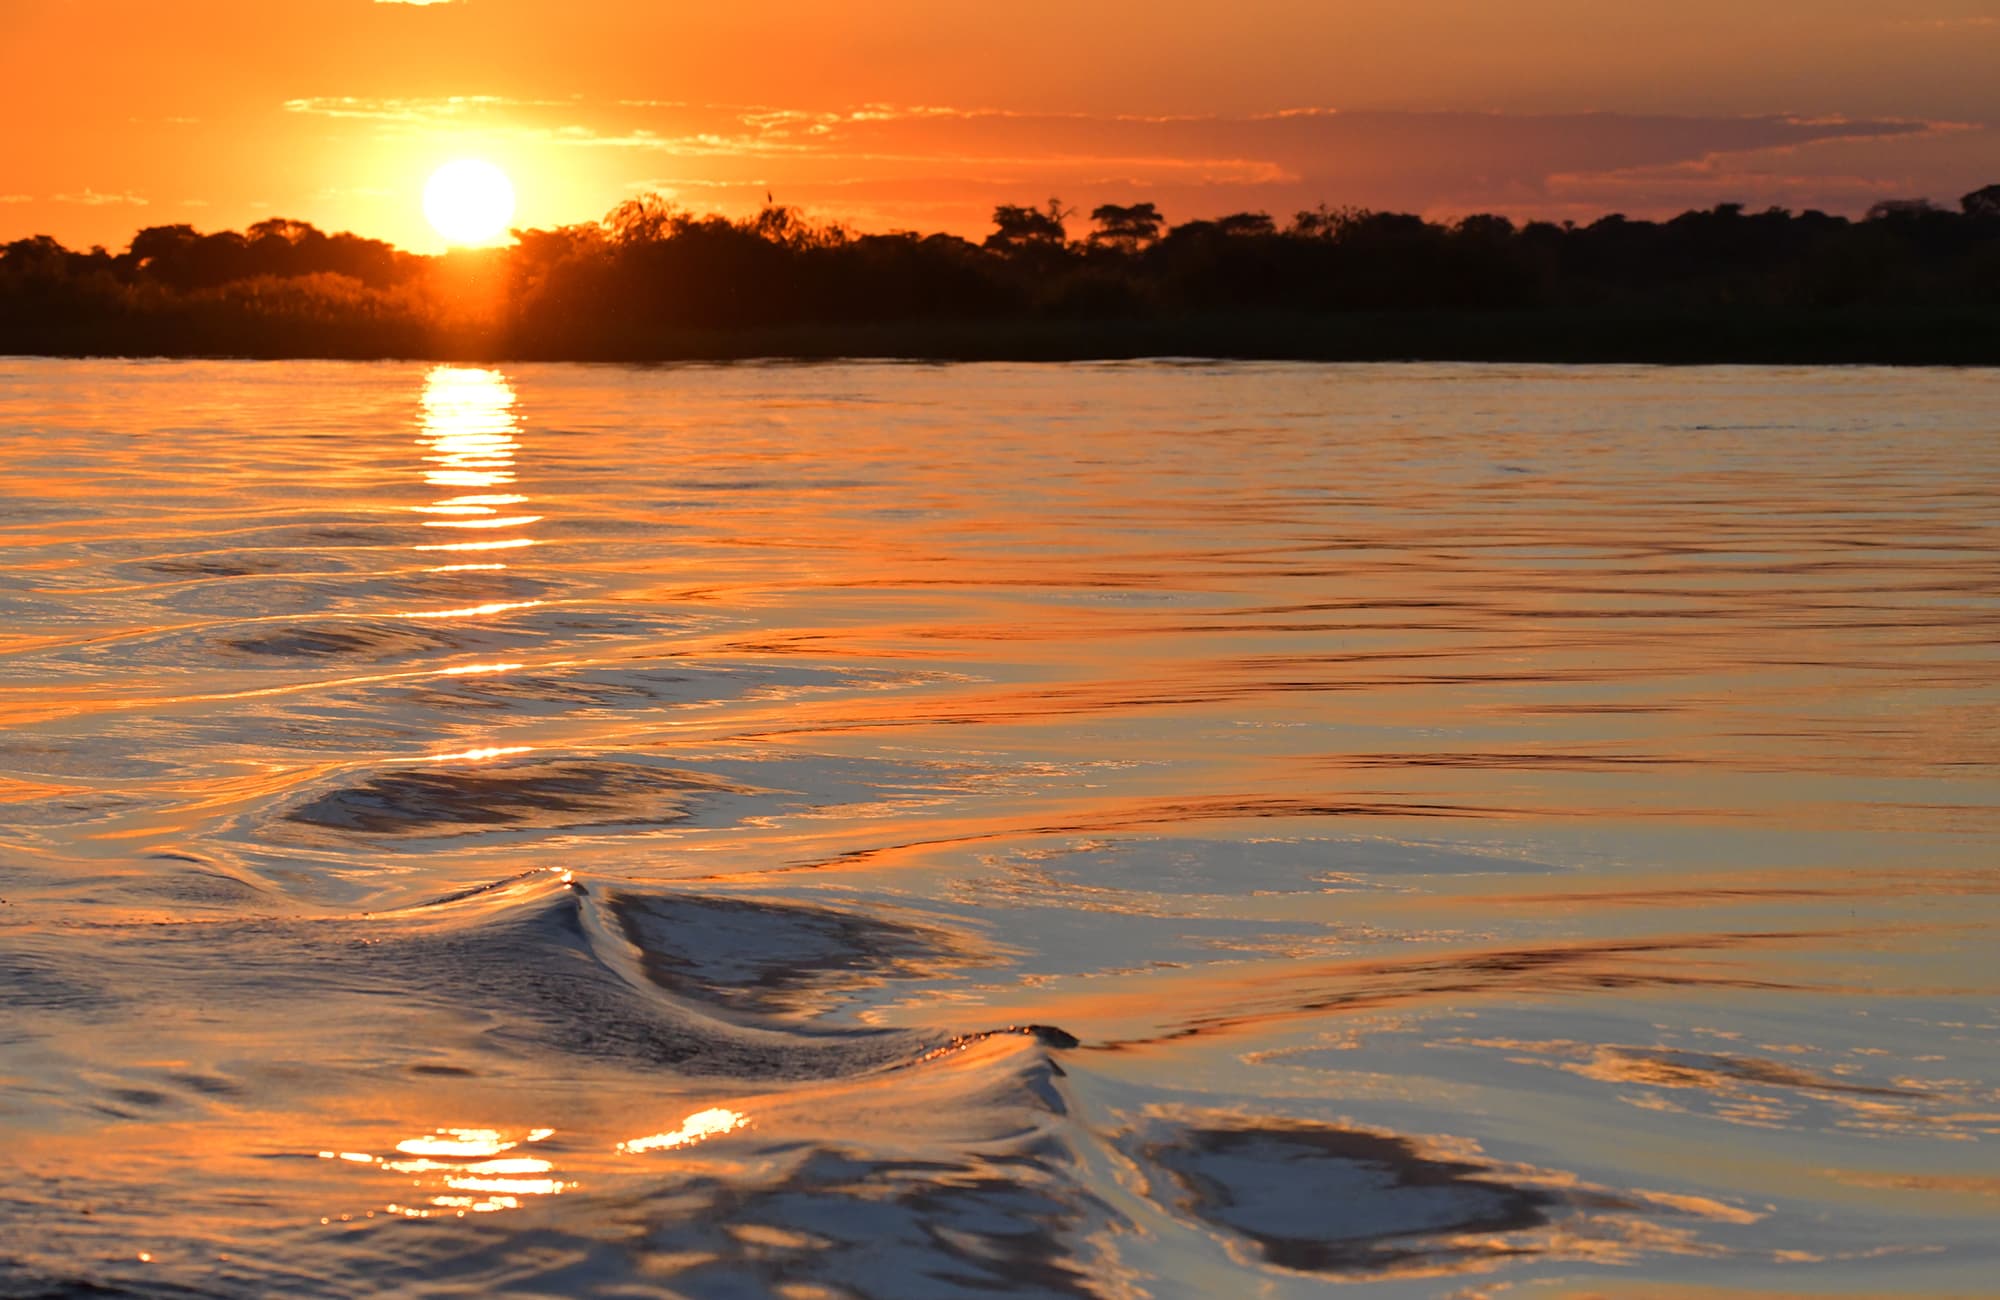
[1,359,1996,1297]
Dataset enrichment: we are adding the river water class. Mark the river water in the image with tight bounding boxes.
[0,358,1995,1297]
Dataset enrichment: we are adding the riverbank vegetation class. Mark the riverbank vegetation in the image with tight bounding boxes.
[5,190,1999,363]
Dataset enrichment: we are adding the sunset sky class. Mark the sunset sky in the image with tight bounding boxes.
[5,0,1999,253]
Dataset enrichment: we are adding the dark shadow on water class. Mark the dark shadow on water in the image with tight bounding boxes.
[281,760,750,838]
[220,620,462,661]
[1142,1121,1564,1274]
[612,890,980,1018]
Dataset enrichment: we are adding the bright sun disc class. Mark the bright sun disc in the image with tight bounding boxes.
[424,160,516,246]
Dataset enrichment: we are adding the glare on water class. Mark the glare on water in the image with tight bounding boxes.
[0,358,1995,1297]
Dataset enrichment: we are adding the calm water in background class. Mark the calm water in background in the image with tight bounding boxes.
[0,358,1995,1298]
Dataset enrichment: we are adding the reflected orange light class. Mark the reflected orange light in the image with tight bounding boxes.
[443,1175,568,1195]
[395,1128,516,1158]
[420,515,543,530]
[417,368,527,524]
[426,470,513,488]
[381,1156,553,1175]
[618,1107,749,1153]
[399,599,543,619]
[438,662,524,676]
[428,1194,519,1213]
[424,745,534,762]
[414,538,538,552]
[324,1124,567,1220]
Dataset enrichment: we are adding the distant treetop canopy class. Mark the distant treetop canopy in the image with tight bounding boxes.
[3,187,1998,362]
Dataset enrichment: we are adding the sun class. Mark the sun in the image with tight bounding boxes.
[423,159,517,246]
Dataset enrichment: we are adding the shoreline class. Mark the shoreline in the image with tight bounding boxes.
[6,310,1999,367]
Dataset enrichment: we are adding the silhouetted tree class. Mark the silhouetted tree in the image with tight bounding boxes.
[985,199,1071,253]
[1290,204,1369,239]
[1214,212,1276,238]
[1456,214,1517,242]
[1868,198,1946,220]
[1961,184,2000,222]
[247,217,322,248]
[1088,202,1163,252]
[602,193,685,245]
[747,201,846,250]
[1,235,72,276]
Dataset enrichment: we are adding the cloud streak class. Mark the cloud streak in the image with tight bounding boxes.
[50,189,150,207]
[277,94,1976,233]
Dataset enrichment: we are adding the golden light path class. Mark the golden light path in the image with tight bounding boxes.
[403,366,543,769]
[320,369,733,1223]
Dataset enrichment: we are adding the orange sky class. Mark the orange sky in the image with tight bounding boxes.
[4,0,1998,252]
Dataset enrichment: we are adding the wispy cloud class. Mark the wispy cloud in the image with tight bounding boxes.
[282,95,562,122]
[51,189,149,206]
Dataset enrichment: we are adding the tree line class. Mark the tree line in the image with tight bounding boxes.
[4,186,1998,362]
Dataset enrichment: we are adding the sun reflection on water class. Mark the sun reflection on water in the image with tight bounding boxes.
[419,368,520,491]
[413,537,537,553]
[312,1110,753,1224]
[319,1126,570,1219]
[398,599,545,620]
[395,1129,512,1157]
[420,514,545,530]
[618,1107,750,1154]
[423,745,534,762]
[406,365,537,754]
[412,366,536,574]
[437,661,525,676]
[417,494,529,513]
